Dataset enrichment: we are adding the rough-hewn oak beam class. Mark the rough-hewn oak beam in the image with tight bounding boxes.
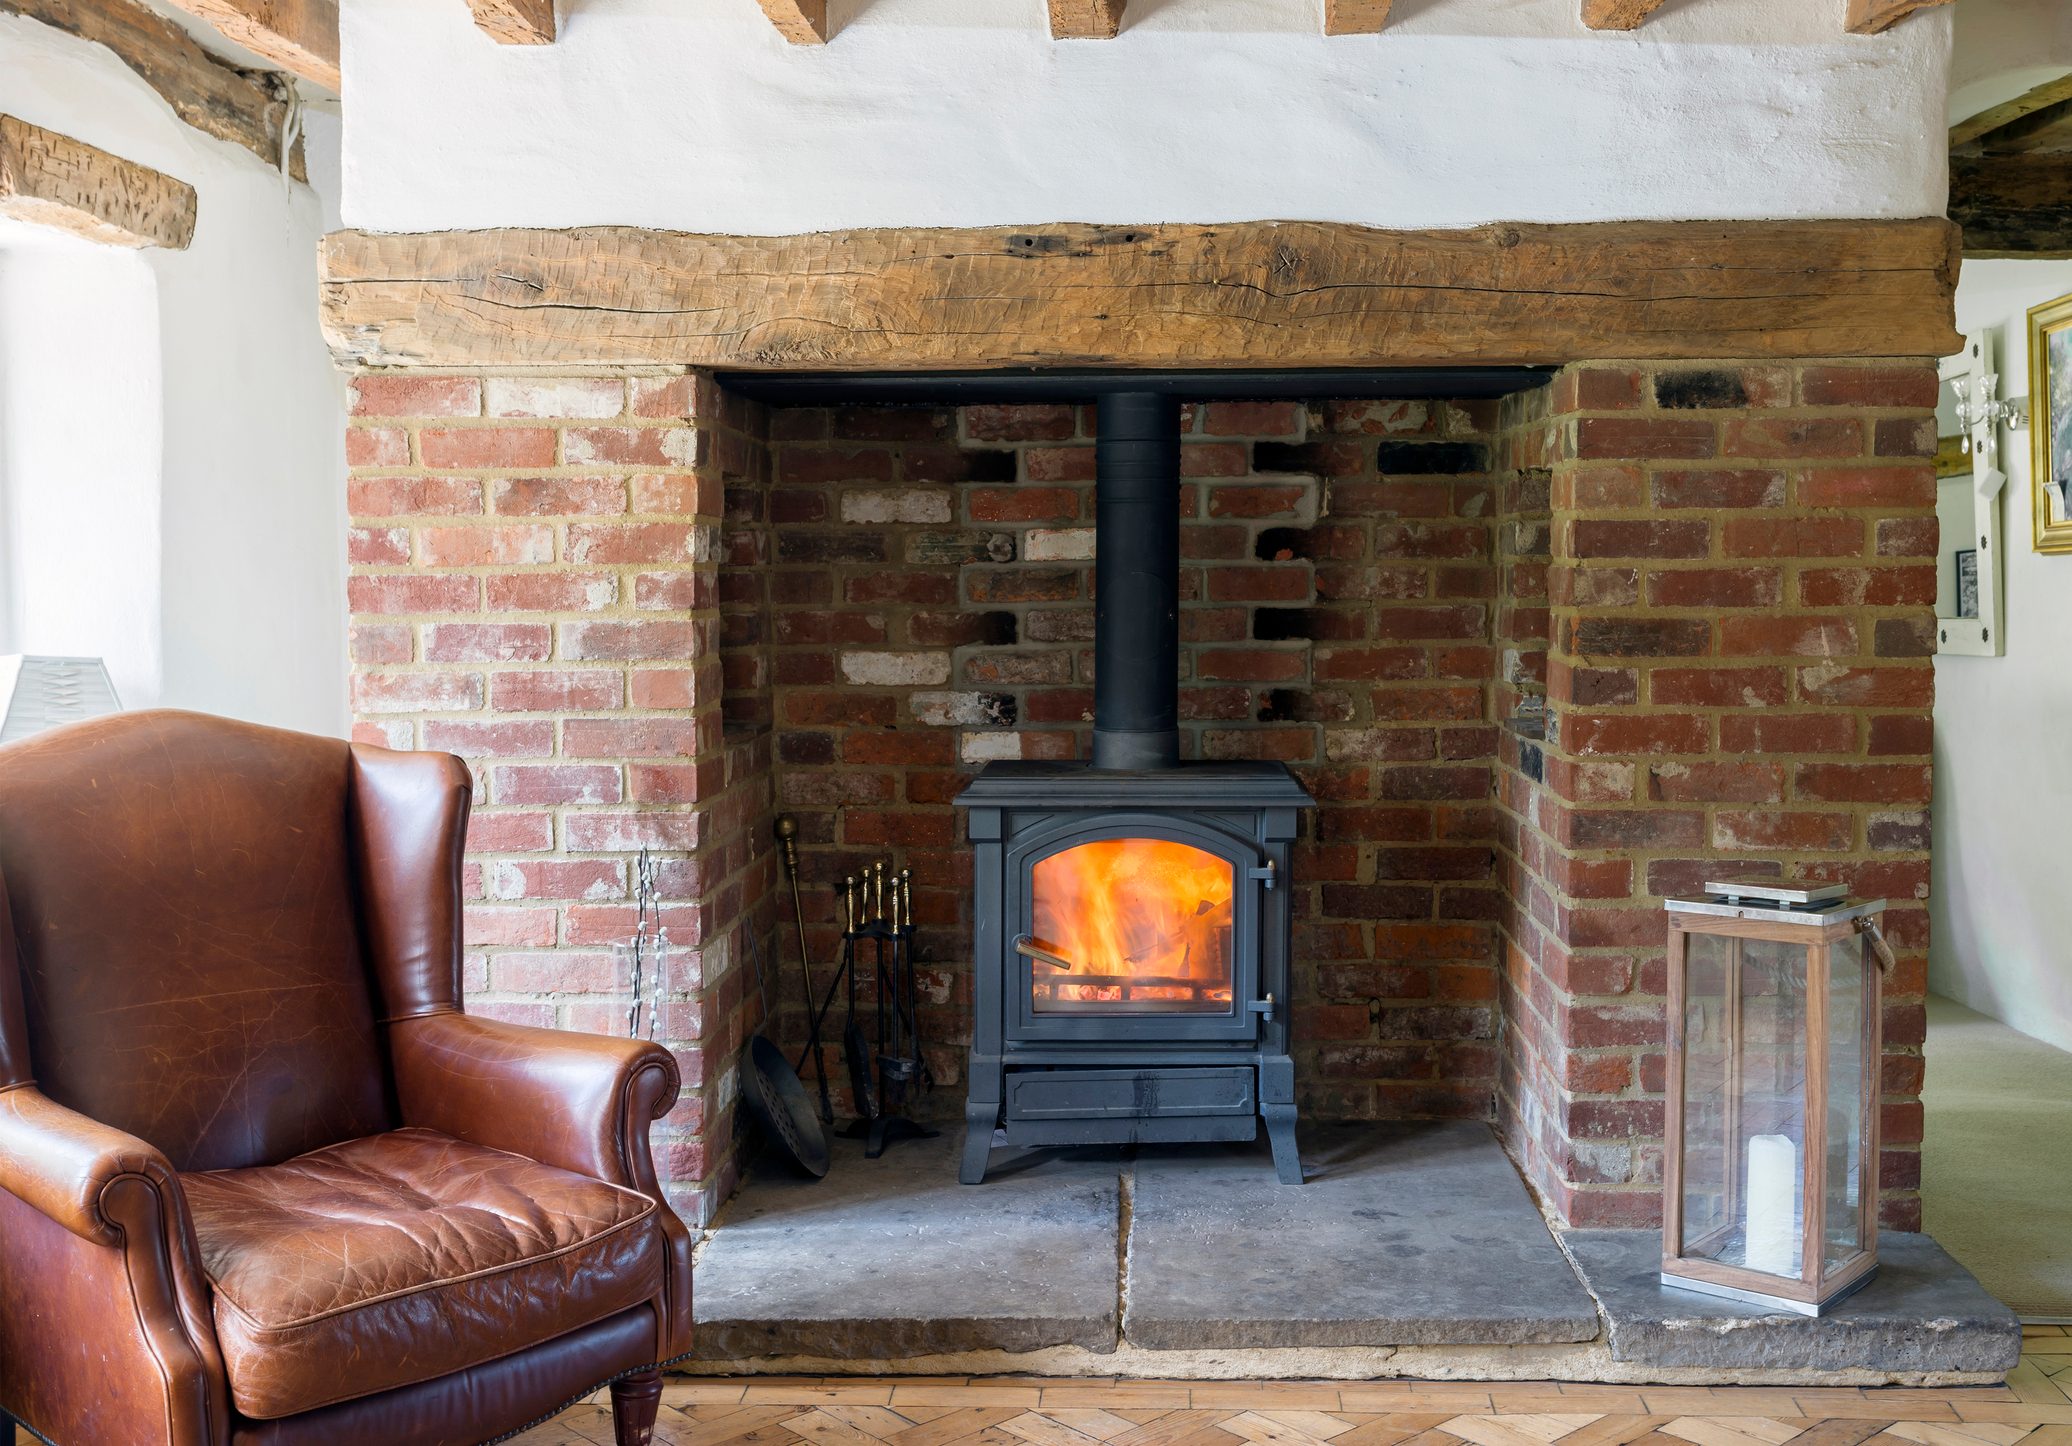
[159,0,338,91]
[1324,0,1391,34]
[1582,0,1667,30]
[318,218,1960,371]
[0,114,195,247]
[0,0,302,176]
[1952,73,2072,149]
[1844,0,1951,34]
[1950,152,2072,259]
[755,0,826,43]
[466,0,553,44]
[1048,0,1124,39]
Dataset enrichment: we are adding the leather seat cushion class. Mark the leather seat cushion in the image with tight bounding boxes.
[182,1127,662,1420]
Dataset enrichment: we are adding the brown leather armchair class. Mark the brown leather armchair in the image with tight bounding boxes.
[0,711,693,1446]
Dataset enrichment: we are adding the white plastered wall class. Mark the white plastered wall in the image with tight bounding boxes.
[338,0,1953,235]
[1932,259,2072,1054]
[0,16,346,735]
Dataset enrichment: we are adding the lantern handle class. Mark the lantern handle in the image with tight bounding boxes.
[1857,916,1898,975]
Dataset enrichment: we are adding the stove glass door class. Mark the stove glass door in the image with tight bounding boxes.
[1025,836,1235,1015]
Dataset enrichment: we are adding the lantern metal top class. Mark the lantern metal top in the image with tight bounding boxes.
[1665,879,1887,930]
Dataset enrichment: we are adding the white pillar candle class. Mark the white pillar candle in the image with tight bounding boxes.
[1745,1132,1800,1277]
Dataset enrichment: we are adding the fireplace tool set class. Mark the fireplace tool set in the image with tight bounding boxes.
[775,816,935,1162]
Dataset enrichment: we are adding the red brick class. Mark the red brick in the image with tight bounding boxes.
[346,428,409,467]
[1196,648,1306,683]
[418,525,554,567]
[564,426,702,468]
[1650,469,1785,510]
[348,527,409,566]
[419,427,558,469]
[1794,763,1932,805]
[1719,713,1857,755]
[1648,761,1785,803]
[968,486,1079,523]
[1867,714,1933,756]
[963,404,1076,442]
[492,476,627,516]
[1560,714,1709,756]
[349,476,481,517]
[348,575,479,616]
[1799,465,1934,510]
[352,671,482,713]
[492,764,623,805]
[1646,568,1781,609]
[1723,417,1864,459]
[1207,566,1313,603]
[1713,810,1853,851]
[1568,520,1711,561]
[567,522,702,565]
[424,623,553,663]
[1718,615,1859,658]
[1574,417,1715,461]
[1796,664,1933,708]
[349,375,481,418]
[424,720,554,757]
[490,670,625,712]
[1721,517,1865,558]
[484,573,618,612]
[1799,366,1938,409]
[1649,665,1788,707]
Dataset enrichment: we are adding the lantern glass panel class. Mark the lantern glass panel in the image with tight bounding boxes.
[1678,933,1809,1279]
[1823,938,1871,1269]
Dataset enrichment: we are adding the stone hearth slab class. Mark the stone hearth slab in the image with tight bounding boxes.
[692,1133,1122,1360]
[1568,1229,2023,1373]
[1123,1122,1601,1348]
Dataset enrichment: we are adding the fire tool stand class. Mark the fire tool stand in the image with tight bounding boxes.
[833,863,936,1159]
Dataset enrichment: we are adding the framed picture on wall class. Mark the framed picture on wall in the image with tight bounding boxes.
[2028,291,2072,552]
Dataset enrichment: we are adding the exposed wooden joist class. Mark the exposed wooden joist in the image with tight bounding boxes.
[1952,73,2072,149]
[755,0,826,43]
[0,0,302,177]
[158,0,338,92]
[1950,151,2072,260]
[1581,0,1667,30]
[1048,0,1124,39]
[1323,0,1391,33]
[0,114,196,247]
[466,0,553,44]
[1844,0,1952,35]
[318,218,1961,372]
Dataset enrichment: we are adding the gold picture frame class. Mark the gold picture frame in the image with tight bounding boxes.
[2028,291,2072,552]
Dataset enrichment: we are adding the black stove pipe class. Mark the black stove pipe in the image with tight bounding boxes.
[1092,391,1182,771]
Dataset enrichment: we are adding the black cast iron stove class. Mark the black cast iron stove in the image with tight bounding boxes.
[955,392,1316,1185]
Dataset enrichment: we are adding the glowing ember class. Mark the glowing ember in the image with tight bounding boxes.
[1028,838,1234,1014]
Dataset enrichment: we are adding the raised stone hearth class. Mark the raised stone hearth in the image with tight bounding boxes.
[689,1124,2018,1383]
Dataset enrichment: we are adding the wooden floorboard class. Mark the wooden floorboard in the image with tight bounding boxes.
[13,1351,2067,1446]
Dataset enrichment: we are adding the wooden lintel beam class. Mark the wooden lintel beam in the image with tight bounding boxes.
[1582,0,1667,30]
[1950,152,2072,259]
[1324,0,1391,35]
[1845,0,1952,34]
[158,0,339,92]
[0,114,196,247]
[466,0,554,44]
[1952,73,2072,150]
[0,0,302,177]
[318,218,1961,372]
[754,0,827,44]
[1048,0,1124,39]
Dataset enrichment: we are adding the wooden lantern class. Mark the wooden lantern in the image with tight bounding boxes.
[1663,881,1897,1315]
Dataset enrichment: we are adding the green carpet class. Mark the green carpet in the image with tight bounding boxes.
[1924,994,2072,1320]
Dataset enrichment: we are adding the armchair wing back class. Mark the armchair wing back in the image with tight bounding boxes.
[0,711,398,1172]
[0,711,692,1446]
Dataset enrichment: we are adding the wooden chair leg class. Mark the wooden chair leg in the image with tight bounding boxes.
[610,1369,664,1446]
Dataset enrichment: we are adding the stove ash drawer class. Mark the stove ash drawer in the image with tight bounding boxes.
[1003,1066,1255,1121]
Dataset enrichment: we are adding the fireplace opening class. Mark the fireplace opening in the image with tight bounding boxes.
[1025,836,1235,1015]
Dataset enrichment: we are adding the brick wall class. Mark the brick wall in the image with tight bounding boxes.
[344,370,774,1224]
[345,360,1934,1231]
[756,398,1506,1122]
[1492,361,1937,1231]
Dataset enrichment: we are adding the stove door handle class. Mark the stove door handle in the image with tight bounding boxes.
[1247,860,1277,890]
[1247,993,1277,1021]
[1013,935,1078,972]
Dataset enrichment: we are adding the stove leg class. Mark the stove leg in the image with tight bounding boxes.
[1264,1104,1302,1184]
[961,1053,1003,1184]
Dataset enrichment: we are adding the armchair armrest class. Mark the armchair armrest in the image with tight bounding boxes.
[0,1083,181,1245]
[0,1086,230,1445]
[389,1011,681,1188]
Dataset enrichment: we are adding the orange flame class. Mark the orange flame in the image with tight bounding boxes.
[1029,838,1234,1010]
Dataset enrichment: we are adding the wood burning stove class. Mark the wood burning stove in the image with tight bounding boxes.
[955,392,1316,1185]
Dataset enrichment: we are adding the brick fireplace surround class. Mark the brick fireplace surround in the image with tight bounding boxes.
[343,360,1936,1232]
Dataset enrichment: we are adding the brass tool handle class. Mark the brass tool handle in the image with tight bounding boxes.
[842,875,855,935]
[1858,917,1898,975]
[874,862,885,923]
[1013,935,1077,972]
[899,868,913,933]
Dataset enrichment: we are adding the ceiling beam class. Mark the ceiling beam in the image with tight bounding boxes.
[1952,73,2072,149]
[158,0,338,91]
[1950,151,2072,259]
[0,0,302,177]
[1581,0,1667,29]
[0,114,196,248]
[1323,0,1391,33]
[466,0,554,44]
[1844,0,1952,35]
[1048,0,1124,39]
[318,218,1961,372]
[754,0,827,43]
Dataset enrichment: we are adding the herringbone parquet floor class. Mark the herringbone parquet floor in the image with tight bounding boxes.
[507,1327,2072,1446]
